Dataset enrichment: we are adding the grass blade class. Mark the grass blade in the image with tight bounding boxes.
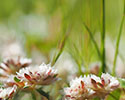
[51,28,70,66]
[83,23,101,58]
[112,1,125,76]
[101,0,106,73]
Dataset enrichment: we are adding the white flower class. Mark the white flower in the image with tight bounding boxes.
[0,85,17,100]
[64,76,95,100]
[0,57,32,76]
[16,63,58,86]
[64,73,120,99]
[17,57,32,67]
[3,57,32,68]
[83,74,119,94]
[0,75,16,87]
[82,75,101,90]
[85,73,119,98]
[1,42,24,59]
[101,73,119,91]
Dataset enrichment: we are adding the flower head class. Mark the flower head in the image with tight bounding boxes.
[16,63,58,86]
[0,57,32,76]
[0,75,25,88]
[64,76,95,100]
[101,73,119,91]
[83,73,119,97]
[0,85,17,100]
[64,73,120,100]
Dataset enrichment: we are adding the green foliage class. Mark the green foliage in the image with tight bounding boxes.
[36,88,49,100]
[31,91,36,100]
[112,3,125,75]
[0,0,124,100]
[119,78,125,88]
[106,89,121,100]
[93,97,100,100]
[14,77,21,83]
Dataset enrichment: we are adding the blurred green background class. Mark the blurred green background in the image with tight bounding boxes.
[0,0,125,74]
[0,0,125,76]
[0,0,125,99]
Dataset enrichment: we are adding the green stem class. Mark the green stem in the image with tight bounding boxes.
[69,50,83,75]
[51,29,70,66]
[101,0,106,73]
[112,1,125,76]
[83,23,101,58]
[36,88,49,100]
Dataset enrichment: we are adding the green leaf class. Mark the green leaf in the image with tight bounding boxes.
[36,88,49,100]
[31,91,37,100]
[106,89,121,100]
[14,77,20,82]
[93,97,100,100]
[118,78,125,88]
[56,95,63,100]
[23,85,30,89]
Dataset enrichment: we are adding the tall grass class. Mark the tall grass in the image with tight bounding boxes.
[112,0,125,76]
[101,0,106,73]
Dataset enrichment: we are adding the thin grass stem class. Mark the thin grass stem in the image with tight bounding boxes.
[101,0,106,73]
[51,28,70,66]
[112,0,125,76]
[83,23,101,58]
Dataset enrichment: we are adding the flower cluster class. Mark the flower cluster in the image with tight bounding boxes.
[0,57,58,99]
[0,85,17,100]
[16,63,58,86]
[64,73,119,100]
[0,57,32,76]
[64,77,95,100]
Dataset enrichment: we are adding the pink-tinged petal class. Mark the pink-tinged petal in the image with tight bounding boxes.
[91,79,97,88]
[81,81,84,89]
[8,90,14,98]
[101,78,105,86]
[66,95,71,97]
[24,73,31,80]
[48,70,52,75]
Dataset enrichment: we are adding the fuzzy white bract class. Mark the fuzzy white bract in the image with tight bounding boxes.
[0,85,17,100]
[64,73,120,100]
[64,77,95,100]
[0,75,16,87]
[0,57,32,76]
[101,73,119,91]
[83,75,101,89]
[16,63,58,86]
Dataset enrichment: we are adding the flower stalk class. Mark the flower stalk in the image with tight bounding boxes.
[101,0,106,73]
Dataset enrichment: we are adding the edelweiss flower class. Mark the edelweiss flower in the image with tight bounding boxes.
[16,63,58,86]
[64,77,95,100]
[0,85,17,100]
[0,57,32,76]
